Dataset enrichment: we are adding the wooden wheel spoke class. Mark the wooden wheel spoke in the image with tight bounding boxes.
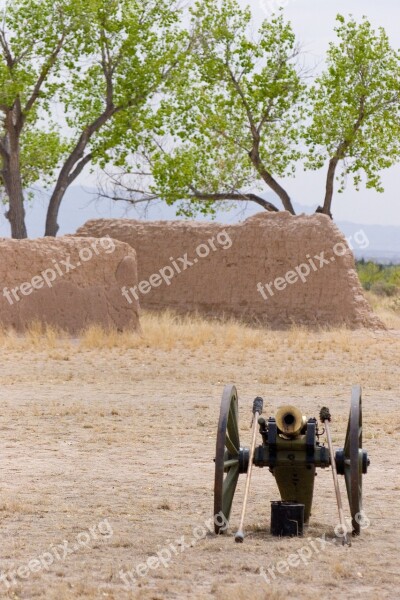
[344,467,351,502]
[222,464,239,518]
[228,401,240,449]
[344,419,350,456]
[224,458,239,469]
[225,434,239,456]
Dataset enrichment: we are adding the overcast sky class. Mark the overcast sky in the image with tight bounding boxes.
[1,0,400,237]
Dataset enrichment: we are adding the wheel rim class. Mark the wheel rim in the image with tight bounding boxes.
[344,385,363,535]
[214,384,240,533]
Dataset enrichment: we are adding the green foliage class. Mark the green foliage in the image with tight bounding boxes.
[357,260,400,295]
[151,6,400,216]
[0,0,77,192]
[0,0,188,213]
[20,127,70,187]
[150,1,305,216]
[305,15,400,193]
[57,0,188,158]
[2,0,400,224]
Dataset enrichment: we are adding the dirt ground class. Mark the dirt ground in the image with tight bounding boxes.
[0,317,399,599]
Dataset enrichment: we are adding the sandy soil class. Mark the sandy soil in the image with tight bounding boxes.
[0,326,400,599]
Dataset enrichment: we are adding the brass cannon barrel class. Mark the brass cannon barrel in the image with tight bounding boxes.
[275,405,306,438]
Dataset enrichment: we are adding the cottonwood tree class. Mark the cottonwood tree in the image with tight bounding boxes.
[305,15,400,217]
[108,2,400,220]
[0,0,188,238]
[107,1,305,217]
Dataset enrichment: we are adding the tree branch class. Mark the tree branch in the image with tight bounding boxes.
[67,153,93,185]
[256,56,293,134]
[321,95,366,216]
[190,190,280,212]
[228,67,258,139]
[100,29,114,108]
[100,192,160,204]
[22,31,67,118]
[248,145,295,214]
[0,29,14,68]
[227,62,295,214]
[98,176,280,213]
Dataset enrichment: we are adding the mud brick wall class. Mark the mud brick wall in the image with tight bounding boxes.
[76,212,382,329]
[0,236,140,333]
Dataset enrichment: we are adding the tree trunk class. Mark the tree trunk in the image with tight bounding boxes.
[259,168,296,215]
[1,125,27,239]
[320,157,338,219]
[249,147,296,215]
[45,185,66,237]
[45,108,114,236]
[4,180,27,238]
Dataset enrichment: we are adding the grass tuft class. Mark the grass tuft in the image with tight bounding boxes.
[0,295,398,355]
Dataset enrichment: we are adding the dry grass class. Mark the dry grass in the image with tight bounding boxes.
[1,311,262,352]
[81,310,266,352]
[0,304,399,599]
[1,299,398,355]
[0,320,62,350]
[1,310,399,396]
[0,285,398,356]
[365,291,400,329]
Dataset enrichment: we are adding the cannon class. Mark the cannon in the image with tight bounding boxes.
[214,384,369,545]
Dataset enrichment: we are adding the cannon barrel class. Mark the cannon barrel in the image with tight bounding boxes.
[275,405,306,437]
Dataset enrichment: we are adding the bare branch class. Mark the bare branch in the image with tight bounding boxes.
[99,192,160,204]
[228,68,258,139]
[190,190,279,212]
[0,28,14,68]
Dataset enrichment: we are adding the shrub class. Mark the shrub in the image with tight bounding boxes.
[357,261,400,295]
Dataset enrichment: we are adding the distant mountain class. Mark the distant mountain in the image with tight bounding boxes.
[0,187,399,263]
[335,221,400,264]
[293,202,400,264]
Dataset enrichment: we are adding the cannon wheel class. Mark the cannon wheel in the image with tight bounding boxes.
[214,384,240,533]
[344,385,363,535]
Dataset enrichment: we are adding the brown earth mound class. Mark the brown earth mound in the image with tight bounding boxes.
[76,212,383,329]
[0,236,140,333]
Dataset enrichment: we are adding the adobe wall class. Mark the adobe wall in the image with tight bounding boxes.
[76,212,383,329]
[0,236,140,333]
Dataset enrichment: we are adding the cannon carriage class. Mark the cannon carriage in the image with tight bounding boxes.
[214,384,369,544]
